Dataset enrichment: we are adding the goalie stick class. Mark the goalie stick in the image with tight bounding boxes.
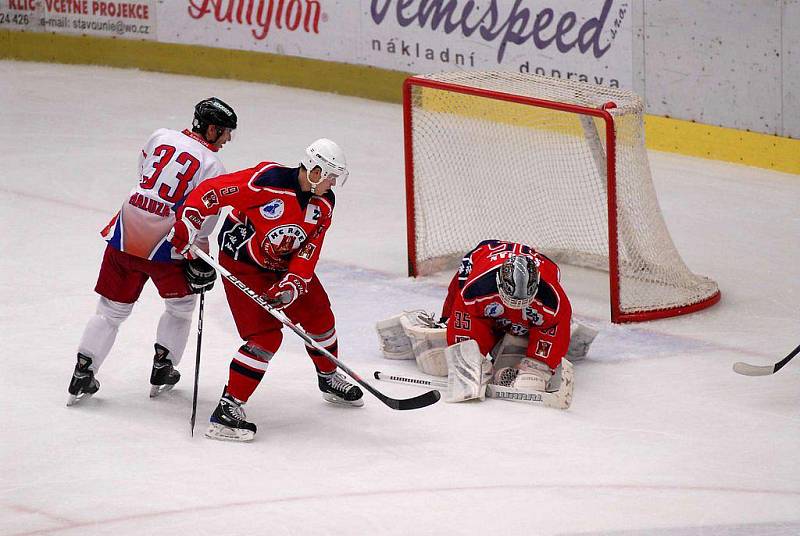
[733,343,800,376]
[373,371,571,409]
[190,247,440,411]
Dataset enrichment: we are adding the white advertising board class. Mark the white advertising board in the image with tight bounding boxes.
[360,0,633,88]
[1,1,634,89]
[156,0,633,89]
[0,0,157,40]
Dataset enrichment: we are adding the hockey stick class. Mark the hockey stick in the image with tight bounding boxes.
[190,247,440,411]
[733,343,800,376]
[373,371,572,409]
[189,291,204,436]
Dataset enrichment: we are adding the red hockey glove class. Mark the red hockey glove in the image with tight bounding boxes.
[168,208,203,257]
[263,273,308,309]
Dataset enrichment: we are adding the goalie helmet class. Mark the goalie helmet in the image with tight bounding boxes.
[301,138,349,186]
[193,97,238,133]
[496,255,539,309]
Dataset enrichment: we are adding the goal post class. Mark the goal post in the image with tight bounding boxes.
[402,72,720,323]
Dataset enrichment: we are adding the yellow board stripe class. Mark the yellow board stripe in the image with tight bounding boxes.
[2,30,798,175]
[645,115,800,175]
[0,30,408,103]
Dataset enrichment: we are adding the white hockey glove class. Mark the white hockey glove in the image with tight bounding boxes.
[444,339,493,403]
[512,358,553,391]
[493,357,551,390]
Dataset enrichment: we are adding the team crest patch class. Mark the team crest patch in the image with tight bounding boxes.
[484,302,504,318]
[260,199,284,220]
[524,306,544,326]
[201,191,219,209]
[535,340,552,359]
[265,224,307,255]
[298,242,316,260]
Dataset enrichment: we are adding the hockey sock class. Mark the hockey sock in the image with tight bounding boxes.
[77,297,134,370]
[305,327,338,375]
[226,344,273,402]
[155,295,196,366]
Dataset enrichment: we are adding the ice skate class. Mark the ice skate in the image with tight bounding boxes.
[66,353,100,407]
[205,388,257,442]
[318,371,364,407]
[149,343,180,398]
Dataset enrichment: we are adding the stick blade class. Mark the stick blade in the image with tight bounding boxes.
[383,389,441,410]
[732,362,774,376]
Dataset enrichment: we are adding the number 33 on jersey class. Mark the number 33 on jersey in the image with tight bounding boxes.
[102,128,226,261]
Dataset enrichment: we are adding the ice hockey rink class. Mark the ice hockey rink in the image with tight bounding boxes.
[1,60,798,535]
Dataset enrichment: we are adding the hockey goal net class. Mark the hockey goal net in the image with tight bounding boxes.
[403,72,720,323]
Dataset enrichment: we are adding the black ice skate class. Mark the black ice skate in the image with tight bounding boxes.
[66,353,100,407]
[205,388,257,442]
[318,371,364,407]
[149,343,180,398]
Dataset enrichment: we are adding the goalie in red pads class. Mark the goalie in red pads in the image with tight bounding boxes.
[377,240,594,407]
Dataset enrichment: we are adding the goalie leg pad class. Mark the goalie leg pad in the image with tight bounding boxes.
[375,314,414,360]
[400,313,448,377]
[444,339,493,403]
[567,322,599,361]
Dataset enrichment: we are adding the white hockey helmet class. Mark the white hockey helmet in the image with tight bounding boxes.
[496,255,539,309]
[301,138,349,186]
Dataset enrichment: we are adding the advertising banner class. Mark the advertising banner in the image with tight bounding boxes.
[361,0,633,88]
[160,0,631,88]
[0,0,156,40]
[3,0,633,89]
[157,0,356,62]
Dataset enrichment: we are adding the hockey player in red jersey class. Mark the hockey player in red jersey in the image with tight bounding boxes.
[167,138,361,442]
[441,239,573,392]
[67,98,237,406]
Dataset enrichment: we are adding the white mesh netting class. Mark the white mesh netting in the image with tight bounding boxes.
[406,71,719,321]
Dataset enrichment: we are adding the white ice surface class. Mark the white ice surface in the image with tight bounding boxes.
[0,61,798,536]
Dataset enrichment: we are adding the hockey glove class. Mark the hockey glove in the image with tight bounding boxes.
[184,258,217,294]
[263,273,308,309]
[167,208,204,257]
[416,311,448,329]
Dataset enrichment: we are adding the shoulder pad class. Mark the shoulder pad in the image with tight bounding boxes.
[462,268,499,302]
[252,165,299,190]
[534,281,559,310]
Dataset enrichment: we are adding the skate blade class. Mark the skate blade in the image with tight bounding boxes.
[149,384,176,398]
[66,392,94,407]
[204,423,255,442]
[322,392,365,407]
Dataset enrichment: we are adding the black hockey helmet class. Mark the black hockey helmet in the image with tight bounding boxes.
[496,255,539,309]
[193,97,237,133]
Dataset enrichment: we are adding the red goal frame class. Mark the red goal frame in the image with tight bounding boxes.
[402,75,720,323]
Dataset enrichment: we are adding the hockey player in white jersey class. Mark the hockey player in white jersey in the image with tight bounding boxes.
[67,98,237,406]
